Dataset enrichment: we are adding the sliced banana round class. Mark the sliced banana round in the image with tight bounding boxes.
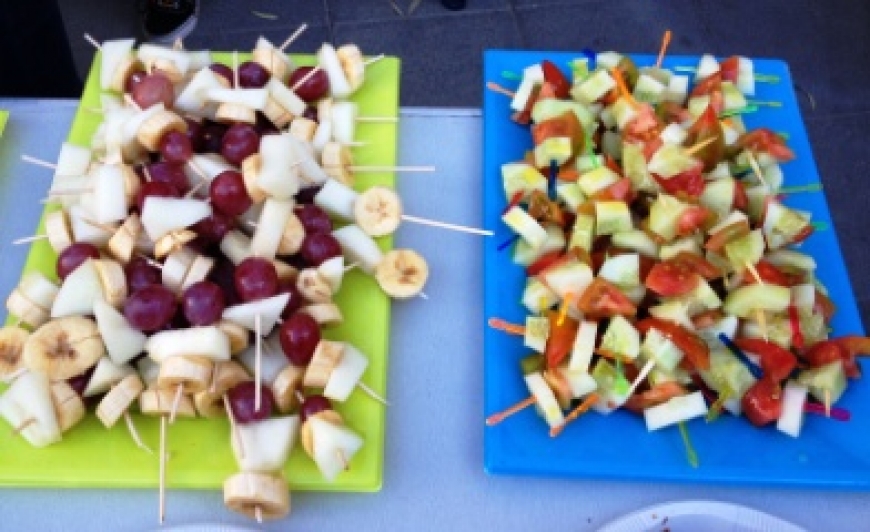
[374,249,429,299]
[354,186,402,237]
[300,303,343,328]
[157,355,214,394]
[218,320,250,355]
[22,316,104,381]
[194,360,250,417]
[97,373,144,428]
[320,142,354,186]
[0,326,30,380]
[50,380,86,433]
[223,471,291,521]
[296,269,333,304]
[107,213,142,264]
[272,364,305,414]
[136,109,187,152]
[44,210,74,254]
[336,44,366,93]
[139,386,196,417]
[241,154,269,204]
[216,102,257,125]
[94,258,128,308]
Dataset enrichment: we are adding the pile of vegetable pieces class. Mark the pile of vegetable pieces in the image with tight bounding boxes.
[489,49,869,442]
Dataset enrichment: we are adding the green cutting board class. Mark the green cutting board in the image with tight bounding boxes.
[0,51,400,492]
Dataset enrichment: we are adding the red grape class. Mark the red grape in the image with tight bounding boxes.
[209,63,234,86]
[185,118,205,153]
[279,280,305,319]
[300,233,342,266]
[56,243,100,280]
[302,106,318,123]
[208,258,240,307]
[288,66,329,102]
[159,130,193,163]
[210,170,252,216]
[144,161,189,194]
[300,394,332,424]
[279,313,321,366]
[181,281,226,326]
[193,211,236,245]
[126,256,162,293]
[125,70,147,93]
[221,123,260,166]
[296,204,333,235]
[238,61,270,88]
[200,120,228,154]
[227,381,274,423]
[131,72,174,109]
[234,257,279,302]
[67,366,97,397]
[124,285,178,332]
[135,180,181,212]
[295,185,322,205]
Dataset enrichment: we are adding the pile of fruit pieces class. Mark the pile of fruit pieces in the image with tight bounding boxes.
[494,51,869,439]
[0,36,426,521]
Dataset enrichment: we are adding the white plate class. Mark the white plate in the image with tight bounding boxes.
[597,500,806,532]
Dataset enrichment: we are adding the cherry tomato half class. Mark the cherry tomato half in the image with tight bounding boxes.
[541,60,571,99]
[576,278,637,319]
[734,338,797,382]
[645,260,698,297]
[742,378,783,427]
[636,318,710,370]
[737,128,796,162]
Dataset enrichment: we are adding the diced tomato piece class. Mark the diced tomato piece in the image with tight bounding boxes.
[742,260,804,287]
[645,260,698,297]
[624,105,662,144]
[592,178,635,203]
[544,311,578,368]
[705,220,751,252]
[685,105,725,171]
[802,340,859,378]
[677,205,713,235]
[732,180,749,212]
[671,251,722,280]
[527,190,567,227]
[642,137,664,161]
[657,101,692,125]
[788,305,804,349]
[837,336,870,357]
[636,318,710,370]
[527,251,564,276]
[692,309,725,329]
[653,162,706,197]
[690,72,722,98]
[603,154,622,176]
[720,56,740,83]
[532,111,585,153]
[557,168,580,182]
[742,378,783,427]
[814,290,837,322]
[791,225,814,245]
[734,338,797,382]
[576,278,637,319]
[541,60,571,99]
[737,128,796,162]
[537,81,558,101]
[625,382,688,413]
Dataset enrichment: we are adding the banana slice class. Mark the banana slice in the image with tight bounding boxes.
[336,44,365,93]
[241,154,269,204]
[194,360,250,417]
[288,117,318,143]
[107,213,142,264]
[23,317,104,381]
[97,373,144,428]
[375,249,429,299]
[0,326,29,380]
[354,186,402,237]
[223,471,291,521]
[44,210,74,254]
[300,303,344,328]
[296,269,332,304]
[253,38,291,81]
[277,212,305,256]
[218,320,251,355]
[157,355,214,394]
[6,273,59,329]
[136,109,187,152]
[303,340,344,388]
[93,259,128,308]
[148,57,184,84]
[300,409,344,456]
[216,102,257,125]
[50,380,86,433]
[139,386,196,417]
[320,142,354,186]
[272,364,305,414]
[262,96,295,129]
[181,255,216,292]
[109,55,144,93]
[153,229,197,259]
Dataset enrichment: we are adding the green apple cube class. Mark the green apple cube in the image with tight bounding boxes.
[501,162,547,202]
[502,205,548,250]
[724,229,765,270]
[642,327,684,372]
[721,81,748,111]
[763,201,812,249]
[695,53,720,81]
[664,74,689,103]
[590,358,631,414]
[569,213,596,252]
[611,229,659,258]
[723,284,791,318]
[573,69,616,105]
[524,372,564,428]
[644,391,708,431]
[707,161,732,180]
[765,249,817,273]
[540,260,593,305]
[576,154,604,172]
[598,253,640,287]
[737,56,755,96]
[777,381,808,438]
[601,130,622,160]
[622,142,657,192]
[791,284,816,311]
[798,360,848,405]
[532,99,595,130]
[524,316,550,353]
[633,73,666,104]
[659,123,688,146]
[596,51,623,70]
[595,201,632,236]
[534,137,573,168]
[563,368,598,399]
[521,278,559,315]
[555,181,585,211]
[610,97,638,130]
[648,300,693,329]
[687,95,711,117]
[700,178,736,219]
[570,320,598,372]
[659,236,702,261]
[600,315,640,360]
[513,224,565,267]
[509,64,543,112]
[648,193,690,241]
[577,166,619,197]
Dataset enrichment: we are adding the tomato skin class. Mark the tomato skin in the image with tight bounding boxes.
[814,290,837,322]
[592,178,635,203]
[645,261,698,297]
[733,180,749,212]
[685,105,725,171]
[705,220,750,252]
[541,60,571,99]
[636,318,711,370]
[527,251,563,276]
[690,72,722,98]
[576,278,637,319]
[527,190,567,227]
[654,163,706,197]
[720,56,740,83]
[624,381,688,413]
[532,111,585,153]
[742,378,783,427]
[671,251,722,279]
[544,311,578,368]
[657,101,691,125]
[677,205,713,235]
[692,309,724,329]
[734,338,797,382]
[737,128,796,162]
[802,340,852,378]
[742,260,804,287]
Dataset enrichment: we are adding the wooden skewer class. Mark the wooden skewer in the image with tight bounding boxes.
[21,154,57,170]
[655,30,672,69]
[83,33,101,50]
[486,396,536,426]
[47,187,92,196]
[824,388,831,417]
[400,214,493,236]
[364,54,385,67]
[344,262,359,273]
[349,165,435,173]
[356,381,389,406]
[184,177,209,199]
[550,392,599,438]
[125,411,154,454]
[13,234,48,245]
[746,151,769,190]
[158,415,167,524]
[223,394,245,459]
[488,317,526,335]
[254,313,263,412]
[290,66,322,92]
[684,136,718,156]
[486,81,515,98]
[610,67,639,109]
[255,506,263,524]
[169,383,184,424]
[279,23,308,52]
